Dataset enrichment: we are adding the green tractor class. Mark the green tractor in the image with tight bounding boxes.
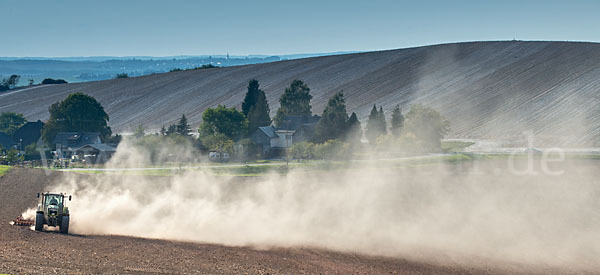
[35,192,71,234]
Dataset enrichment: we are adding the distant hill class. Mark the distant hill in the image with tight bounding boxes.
[1,41,599,145]
[0,52,357,83]
[0,56,281,83]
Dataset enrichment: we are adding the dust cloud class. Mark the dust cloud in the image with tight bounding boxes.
[34,139,600,271]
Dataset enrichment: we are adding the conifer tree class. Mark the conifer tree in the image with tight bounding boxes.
[346,112,362,145]
[313,91,349,142]
[242,79,262,117]
[247,90,271,135]
[176,114,191,136]
[274,80,312,127]
[390,104,404,136]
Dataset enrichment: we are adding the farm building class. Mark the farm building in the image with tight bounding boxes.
[73,143,117,164]
[53,132,102,158]
[251,115,320,157]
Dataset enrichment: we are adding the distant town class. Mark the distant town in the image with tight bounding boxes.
[0,52,355,84]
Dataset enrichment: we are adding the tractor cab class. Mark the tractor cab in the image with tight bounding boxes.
[42,193,67,218]
[35,192,71,233]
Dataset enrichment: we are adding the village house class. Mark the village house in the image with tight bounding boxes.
[0,132,17,150]
[73,143,117,164]
[0,120,44,153]
[53,132,102,158]
[12,120,44,149]
[250,115,320,157]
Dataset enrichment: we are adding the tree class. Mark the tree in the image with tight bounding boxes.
[6,149,23,164]
[247,90,271,136]
[404,104,450,151]
[115,73,129,79]
[42,93,112,146]
[289,142,315,161]
[345,112,362,145]
[134,124,145,138]
[313,91,349,143]
[160,125,167,136]
[390,105,404,136]
[274,80,312,126]
[0,112,27,135]
[166,124,177,136]
[41,78,68,85]
[366,105,386,144]
[176,114,191,136]
[199,105,248,142]
[313,139,350,160]
[25,143,37,155]
[201,133,234,153]
[7,75,20,88]
[379,106,387,134]
[104,134,122,145]
[242,79,262,117]
[0,75,20,91]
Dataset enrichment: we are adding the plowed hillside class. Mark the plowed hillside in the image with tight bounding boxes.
[1,41,599,144]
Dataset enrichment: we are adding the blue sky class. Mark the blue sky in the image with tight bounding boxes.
[1,0,598,57]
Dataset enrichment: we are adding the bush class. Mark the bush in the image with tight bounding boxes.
[289,142,315,161]
[115,73,129,79]
[235,138,259,160]
[403,104,450,151]
[5,149,23,164]
[41,78,68,85]
[193,64,217,70]
[25,143,37,155]
[313,139,350,160]
[201,133,234,153]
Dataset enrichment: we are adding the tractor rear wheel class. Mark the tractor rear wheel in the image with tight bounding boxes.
[60,216,69,234]
[35,212,43,231]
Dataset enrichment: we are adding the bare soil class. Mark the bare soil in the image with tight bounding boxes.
[0,168,471,274]
[0,167,592,274]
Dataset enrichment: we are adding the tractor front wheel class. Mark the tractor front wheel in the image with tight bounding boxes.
[60,216,69,234]
[35,212,43,231]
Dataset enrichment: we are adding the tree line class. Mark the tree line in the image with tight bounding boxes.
[0,74,69,92]
[2,78,451,163]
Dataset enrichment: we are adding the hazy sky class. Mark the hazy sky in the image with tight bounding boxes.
[2,0,598,57]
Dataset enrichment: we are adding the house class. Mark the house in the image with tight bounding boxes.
[250,115,320,156]
[53,132,102,158]
[277,115,320,132]
[12,120,44,148]
[251,126,294,155]
[73,143,117,164]
[251,126,276,154]
[0,132,17,150]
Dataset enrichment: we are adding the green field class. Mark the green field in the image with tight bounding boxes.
[50,152,600,177]
[441,140,476,152]
[0,165,11,176]
[55,154,477,177]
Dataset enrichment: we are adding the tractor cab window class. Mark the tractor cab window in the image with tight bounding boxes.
[45,195,63,206]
